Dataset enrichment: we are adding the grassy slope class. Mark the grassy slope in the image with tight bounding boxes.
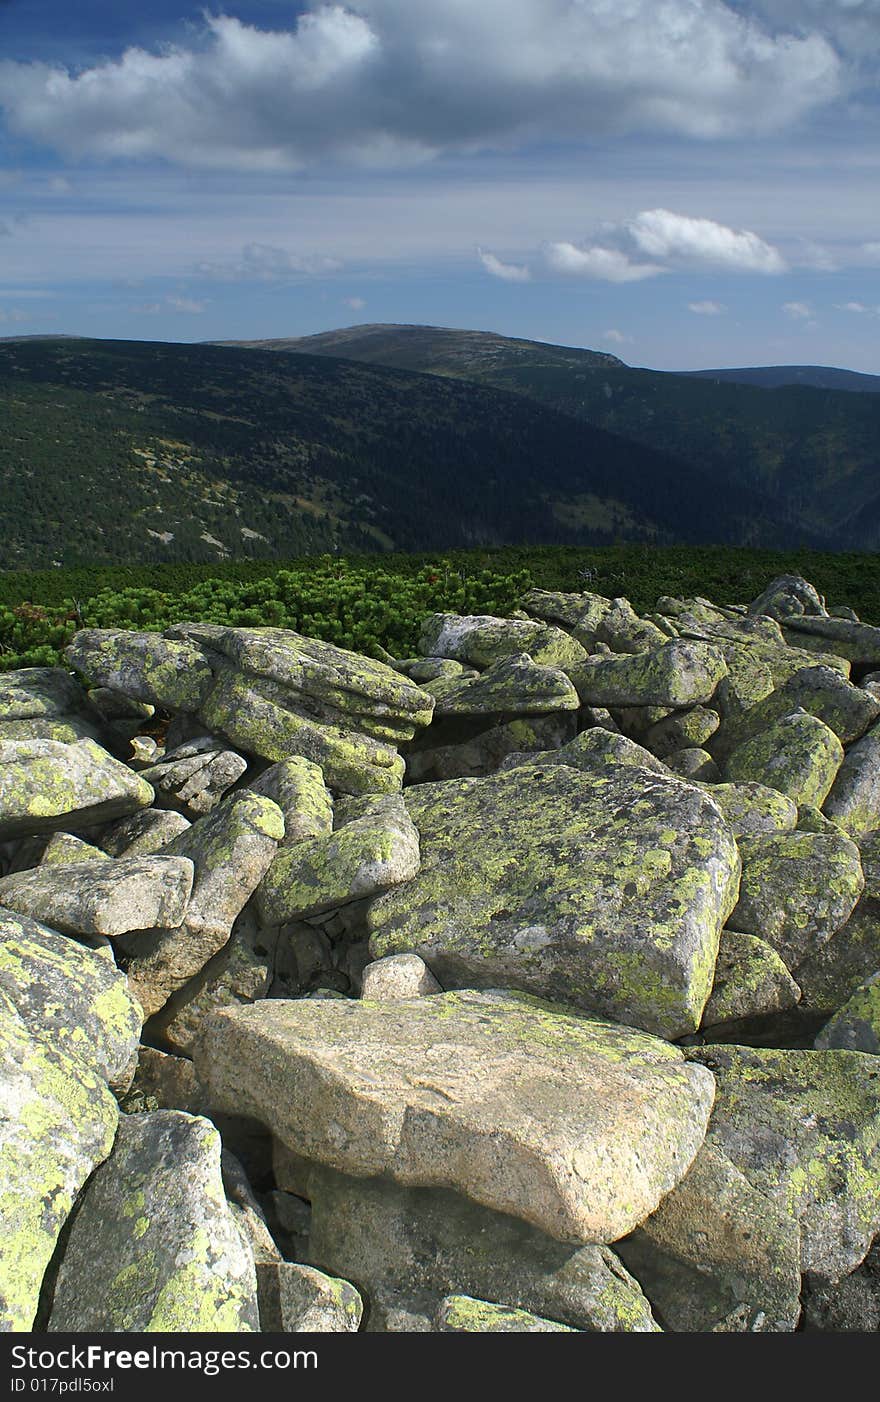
[0,336,809,570]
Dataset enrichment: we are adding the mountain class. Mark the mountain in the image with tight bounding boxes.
[0,335,814,571]
[217,325,880,548]
[682,365,880,393]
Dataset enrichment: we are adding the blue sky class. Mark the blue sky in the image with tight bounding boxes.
[1,0,879,370]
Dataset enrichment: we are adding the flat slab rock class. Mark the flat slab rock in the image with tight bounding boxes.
[0,737,153,841]
[196,989,716,1246]
[0,854,195,940]
[367,762,741,1039]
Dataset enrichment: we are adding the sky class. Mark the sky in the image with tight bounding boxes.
[0,1,879,371]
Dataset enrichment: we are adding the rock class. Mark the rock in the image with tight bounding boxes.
[688,1043,880,1280]
[824,722,880,838]
[0,854,194,940]
[200,666,406,795]
[643,706,720,758]
[273,1263,363,1333]
[801,1240,880,1332]
[616,1142,802,1332]
[0,989,118,1331]
[367,763,740,1039]
[521,588,609,633]
[47,1110,259,1332]
[815,974,880,1053]
[596,598,669,654]
[404,713,577,783]
[146,905,279,1056]
[256,796,419,925]
[100,807,192,857]
[0,667,107,747]
[797,887,880,1018]
[568,641,727,709]
[418,613,586,669]
[748,574,827,621]
[699,782,798,840]
[39,832,108,866]
[731,829,864,971]
[712,665,880,762]
[121,792,283,1018]
[196,990,715,1246]
[247,756,334,845]
[0,737,153,841]
[724,711,844,808]
[665,747,720,782]
[66,629,214,712]
[432,653,580,716]
[436,1296,577,1332]
[300,1164,660,1332]
[701,930,801,1030]
[120,1045,208,1117]
[782,616,880,669]
[361,953,442,1000]
[498,726,666,776]
[140,748,248,817]
[0,908,141,1091]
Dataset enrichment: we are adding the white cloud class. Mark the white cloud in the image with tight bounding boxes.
[195,242,342,282]
[838,300,868,312]
[547,209,784,281]
[601,329,631,345]
[166,296,207,314]
[862,242,880,261]
[783,300,812,318]
[478,249,531,283]
[545,242,663,283]
[344,295,366,310]
[629,209,785,273]
[0,2,843,171]
[0,308,28,324]
[688,300,727,315]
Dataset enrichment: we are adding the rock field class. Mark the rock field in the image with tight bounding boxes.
[4,573,880,1332]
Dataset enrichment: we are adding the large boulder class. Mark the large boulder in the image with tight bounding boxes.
[724,711,844,808]
[688,1044,880,1281]
[0,908,141,1091]
[0,855,194,940]
[417,614,586,669]
[298,1163,660,1332]
[256,796,419,925]
[824,722,880,838]
[567,641,727,709]
[616,1142,802,1332]
[0,737,153,841]
[196,990,715,1246]
[367,763,740,1039]
[47,1111,259,1332]
[66,629,214,712]
[0,990,118,1331]
[731,830,864,972]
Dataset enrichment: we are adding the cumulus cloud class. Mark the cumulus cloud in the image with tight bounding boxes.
[478,249,531,283]
[344,295,366,309]
[547,209,784,281]
[544,242,663,283]
[601,329,631,344]
[195,242,342,281]
[628,209,785,273]
[688,300,727,314]
[0,2,844,170]
[783,300,812,318]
